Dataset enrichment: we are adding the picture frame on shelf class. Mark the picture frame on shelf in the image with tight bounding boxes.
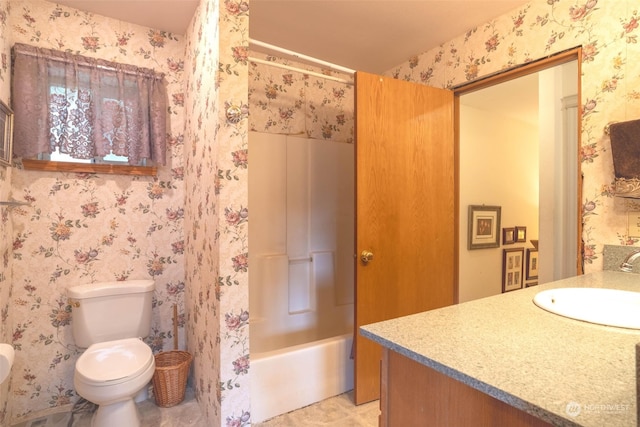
[526,248,539,280]
[515,226,527,243]
[502,227,515,245]
[468,205,501,250]
[502,247,524,293]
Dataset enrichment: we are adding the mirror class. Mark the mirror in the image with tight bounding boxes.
[458,59,579,302]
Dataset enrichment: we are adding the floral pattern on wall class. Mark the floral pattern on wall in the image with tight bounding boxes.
[2,0,638,425]
[214,0,251,424]
[0,165,11,426]
[0,0,12,423]
[7,1,186,423]
[182,0,221,423]
[387,0,640,272]
[183,0,251,424]
[248,52,354,143]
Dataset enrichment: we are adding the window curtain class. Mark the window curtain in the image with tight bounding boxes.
[12,43,167,165]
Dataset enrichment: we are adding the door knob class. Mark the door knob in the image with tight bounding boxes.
[360,250,374,265]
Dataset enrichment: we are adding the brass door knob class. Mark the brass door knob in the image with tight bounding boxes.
[360,250,374,265]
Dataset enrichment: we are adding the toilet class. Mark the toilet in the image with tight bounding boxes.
[67,280,156,427]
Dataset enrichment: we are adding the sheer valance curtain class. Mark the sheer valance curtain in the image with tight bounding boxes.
[12,43,168,166]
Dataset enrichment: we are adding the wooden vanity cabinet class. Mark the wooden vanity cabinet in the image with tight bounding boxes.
[378,348,553,427]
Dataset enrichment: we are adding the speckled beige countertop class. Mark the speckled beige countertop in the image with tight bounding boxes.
[360,271,640,427]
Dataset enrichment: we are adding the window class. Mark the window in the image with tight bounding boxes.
[12,43,167,174]
[41,147,129,164]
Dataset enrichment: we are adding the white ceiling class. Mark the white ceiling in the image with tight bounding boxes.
[462,73,539,125]
[52,0,200,37]
[51,0,529,74]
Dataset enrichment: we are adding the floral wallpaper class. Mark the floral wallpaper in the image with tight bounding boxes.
[0,0,638,425]
[182,0,222,423]
[0,0,12,424]
[213,0,251,420]
[248,52,354,143]
[183,0,251,424]
[6,1,186,423]
[387,0,640,273]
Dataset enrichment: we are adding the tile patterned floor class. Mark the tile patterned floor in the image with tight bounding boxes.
[254,392,379,427]
[12,388,206,427]
[11,390,379,427]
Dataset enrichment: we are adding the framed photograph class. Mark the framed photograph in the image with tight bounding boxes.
[525,282,538,288]
[502,227,515,245]
[502,247,524,293]
[515,226,527,243]
[467,205,501,250]
[0,101,13,167]
[526,248,539,280]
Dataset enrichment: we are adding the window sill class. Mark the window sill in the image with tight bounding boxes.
[22,159,157,176]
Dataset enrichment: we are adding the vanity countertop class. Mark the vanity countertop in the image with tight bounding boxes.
[360,271,640,427]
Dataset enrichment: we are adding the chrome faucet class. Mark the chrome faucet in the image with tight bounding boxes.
[619,249,640,272]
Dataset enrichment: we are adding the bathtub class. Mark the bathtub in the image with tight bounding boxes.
[250,333,354,423]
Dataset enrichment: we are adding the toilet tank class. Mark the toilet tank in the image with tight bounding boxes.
[67,280,155,348]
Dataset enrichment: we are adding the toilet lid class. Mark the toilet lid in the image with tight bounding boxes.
[76,338,153,385]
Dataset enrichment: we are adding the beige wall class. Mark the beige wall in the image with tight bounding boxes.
[459,104,539,302]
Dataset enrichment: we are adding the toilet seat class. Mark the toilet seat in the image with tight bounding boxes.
[76,338,153,386]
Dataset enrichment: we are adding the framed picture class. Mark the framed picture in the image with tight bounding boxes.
[515,226,527,242]
[502,247,524,292]
[502,227,515,245]
[468,205,501,250]
[525,282,538,288]
[0,100,13,167]
[526,248,539,280]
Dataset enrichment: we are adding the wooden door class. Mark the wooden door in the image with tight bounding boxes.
[354,72,457,404]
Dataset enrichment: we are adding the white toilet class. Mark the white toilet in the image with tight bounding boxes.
[67,280,156,427]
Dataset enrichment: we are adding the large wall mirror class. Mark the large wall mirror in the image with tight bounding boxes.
[457,54,580,303]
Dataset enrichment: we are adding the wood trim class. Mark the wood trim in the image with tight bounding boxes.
[453,47,581,96]
[21,159,157,176]
[576,47,584,276]
[453,94,460,304]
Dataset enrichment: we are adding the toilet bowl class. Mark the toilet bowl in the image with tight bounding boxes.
[74,338,155,427]
[68,280,157,426]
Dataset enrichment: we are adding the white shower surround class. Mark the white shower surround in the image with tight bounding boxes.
[248,132,355,420]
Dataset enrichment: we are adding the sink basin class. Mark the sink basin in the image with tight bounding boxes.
[533,287,640,329]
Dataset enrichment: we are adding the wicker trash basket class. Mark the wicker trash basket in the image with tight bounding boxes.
[152,350,193,407]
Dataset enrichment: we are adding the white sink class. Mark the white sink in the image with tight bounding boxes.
[533,287,640,329]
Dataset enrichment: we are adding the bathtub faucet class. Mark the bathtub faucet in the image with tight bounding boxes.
[619,249,640,272]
